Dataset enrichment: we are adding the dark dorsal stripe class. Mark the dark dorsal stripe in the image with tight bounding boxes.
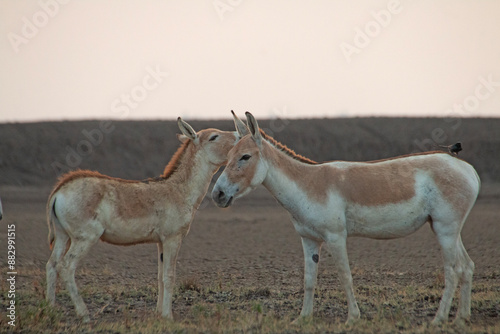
[51,140,192,196]
[259,129,318,165]
[258,129,455,166]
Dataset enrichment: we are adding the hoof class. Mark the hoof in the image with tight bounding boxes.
[161,312,174,321]
[291,315,312,326]
[82,315,91,324]
[345,316,360,326]
[452,317,468,328]
[345,309,361,326]
[430,317,445,326]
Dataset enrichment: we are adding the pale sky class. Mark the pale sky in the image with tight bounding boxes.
[1,0,499,122]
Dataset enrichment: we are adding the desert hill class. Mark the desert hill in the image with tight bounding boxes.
[0,117,498,187]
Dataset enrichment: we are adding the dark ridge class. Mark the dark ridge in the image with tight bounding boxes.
[49,140,193,197]
[260,129,318,165]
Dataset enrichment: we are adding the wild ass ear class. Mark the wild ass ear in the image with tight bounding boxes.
[232,110,249,138]
[245,112,262,147]
[177,117,198,141]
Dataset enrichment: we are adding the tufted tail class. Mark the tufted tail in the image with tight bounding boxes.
[47,196,57,250]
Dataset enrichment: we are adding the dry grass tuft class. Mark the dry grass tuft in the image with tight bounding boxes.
[2,268,499,333]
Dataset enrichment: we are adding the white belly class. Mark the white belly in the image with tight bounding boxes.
[345,195,430,239]
[100,217,161,245]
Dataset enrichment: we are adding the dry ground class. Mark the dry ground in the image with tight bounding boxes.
[0,183,499,333]
[0,118,499,332]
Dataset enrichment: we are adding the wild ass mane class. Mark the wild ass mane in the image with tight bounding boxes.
[259,129,317,165]
[161,140,191,178]
[51,140,193,196]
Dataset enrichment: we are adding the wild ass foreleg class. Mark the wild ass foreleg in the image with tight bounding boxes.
[157,242,164,314]
[295,237,322,322]
[325,234,360,324]
[160,235,183,319]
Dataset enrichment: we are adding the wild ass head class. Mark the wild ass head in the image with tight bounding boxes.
[212,112,268,207]
[176,111,248,167]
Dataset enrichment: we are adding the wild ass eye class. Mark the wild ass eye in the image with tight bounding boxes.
[239,154,251,161]
[209,134,219,141]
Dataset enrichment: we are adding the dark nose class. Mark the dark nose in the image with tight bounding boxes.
[212,188,225,203]
[217,190,225,201]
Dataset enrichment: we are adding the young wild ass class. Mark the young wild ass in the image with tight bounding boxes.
[212,112,480,325]
[46,116,248,322]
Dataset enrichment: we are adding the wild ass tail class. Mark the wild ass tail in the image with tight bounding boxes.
[473,167,481,196]
[47,195,57,250]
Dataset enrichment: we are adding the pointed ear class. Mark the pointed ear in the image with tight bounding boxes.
[245,112,262,147]
[177,117,197,141]
[177,133,189,143]
[232,110,249,138]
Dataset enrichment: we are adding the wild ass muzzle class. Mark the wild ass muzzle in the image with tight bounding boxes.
[46,114,248,322]
[212,112,480,326]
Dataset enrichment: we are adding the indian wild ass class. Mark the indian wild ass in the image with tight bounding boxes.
[212,112,480,325]
[46,116,248,322]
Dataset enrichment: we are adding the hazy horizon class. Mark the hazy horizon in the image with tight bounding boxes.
[1,1,499,123]
[2,114,500,125]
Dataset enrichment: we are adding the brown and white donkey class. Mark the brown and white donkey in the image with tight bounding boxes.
[212,112,480,326]
[46,115,248,322]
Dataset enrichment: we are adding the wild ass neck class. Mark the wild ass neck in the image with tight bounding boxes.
[261,141,317,213]
[165,142,220,209]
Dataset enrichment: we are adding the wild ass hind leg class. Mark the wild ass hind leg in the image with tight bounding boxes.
[58,224,103,322]
[157,242,164,314]
[46,223,70,305]
[160,235,183,319]
[324,234,360,325]
[293,237,322,324]
[454,237,474,326]
[431,220,463,326]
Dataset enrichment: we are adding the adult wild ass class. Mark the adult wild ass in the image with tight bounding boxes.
[212,112,480,325]
[46,116,248,322]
